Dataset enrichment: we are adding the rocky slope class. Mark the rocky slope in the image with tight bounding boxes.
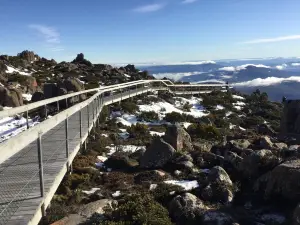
[0,50,153,108]
[40,87,300,225]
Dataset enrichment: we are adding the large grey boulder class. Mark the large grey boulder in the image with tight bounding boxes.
[228,139,251,154]
[140,138,176,169]
[201,166,234,203]
[163,124,194,152]
[202,211,235,225]
[78,199,113,218]
[0,87,23,107]
[239,149,280,179]
[169,193,206,224]
[254,159,300,202]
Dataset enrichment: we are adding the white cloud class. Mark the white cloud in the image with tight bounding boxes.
[50,47,64,52]
[133,3,165,12]
[233,76,300,87]
[241,35,300,44]
[292,63,300,66]
[153,71,204,81]
[29,24,60,43]
[218,66,236,72]
[275,64,287,70]
[182,0,197,4]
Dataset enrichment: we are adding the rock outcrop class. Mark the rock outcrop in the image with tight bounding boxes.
[0,87,23,107]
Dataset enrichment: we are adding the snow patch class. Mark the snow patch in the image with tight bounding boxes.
[22,93,32,102]
[215,105,224,110]
[164,180,199,191]
[112,191,121,197]
[150,131,165,136]
[105,145,145,155]
[82,188,100,195]
[5,65,32,76]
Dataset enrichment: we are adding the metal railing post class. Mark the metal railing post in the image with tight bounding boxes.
[26,110,29,129]
[65,98,68,108]
[37,132,46,217]
[37,132,44,198]
[65,116,70,170]
[79,108,82,139]
[87,104,90,130]
[57,100,60,112]
[44,104,47,118]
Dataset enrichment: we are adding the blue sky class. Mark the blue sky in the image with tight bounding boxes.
[1,0,300,64]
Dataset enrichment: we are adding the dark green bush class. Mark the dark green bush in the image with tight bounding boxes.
[121,101,138,114]
[151,183,184,207]
[138,111,159,122]
[127,123,150,139]
[100,194,173,225]
[100,106,110,122]
[187,124,223,141]
[164,112,185,123]
[182,103,192,112]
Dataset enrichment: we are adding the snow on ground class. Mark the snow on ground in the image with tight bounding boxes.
[100,133,109,137]
[5,65,32,76]
[226,111,233,117]
[150,131,165,136]
[22,93,32,101]
[138,99,207,120]
[115,114,137,126]
[124,73,131,78]
[112,191,121,197]
[215,105,224,110]
[105,145,145,156]
[164,180,199,191]
[0,115,40,143]
[183,122,192,129]
[234,101,246,106]
[82,188,101,195]
[118,128,129,139]
[232,94,245,100]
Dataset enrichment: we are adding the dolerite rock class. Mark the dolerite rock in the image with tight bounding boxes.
[257,124,276,136]
[140,138,176,169]
[193,141,213,153]
[240,149,280,179]
[195,152,224,169]
[72,53,92,67]
[50,214,85,225]
[104,152,138,170]
[224,151,243,171]
[259,136,274,149]
[17,50,39,62]
[169,193,205,224]
[228,139,251,155]
[124,64,138,73]
[0,87,23,107]
[254,159,300,202]
[163,124,194,152]
[59,78,86,101]
[78,199,113,218]
[201,166,234,203]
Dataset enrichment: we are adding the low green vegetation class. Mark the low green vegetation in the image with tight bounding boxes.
[138,111,159,122]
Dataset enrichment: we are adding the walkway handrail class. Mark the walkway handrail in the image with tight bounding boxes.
[0,80,164,118]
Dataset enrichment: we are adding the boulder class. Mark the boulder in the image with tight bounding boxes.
[78,199,113,218]
[140,138,176,169]
[50,214,85,225]
[0,87,23,107]
[43,83,58,99]
[169,154,194,171]
[228,139,251,155]
[129,148,146,162]
[195,152,224,169]
[239,149,280,179]
[193,141,213,153]
[201,166,234,203]
[259,136,274,149]
[72,53,92,67]
[254,159,300,202]
[169,193,205,224]
[224,151,243,170]
[163,124,194,152]
[104,152,138,170]
[60,78,86,101]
